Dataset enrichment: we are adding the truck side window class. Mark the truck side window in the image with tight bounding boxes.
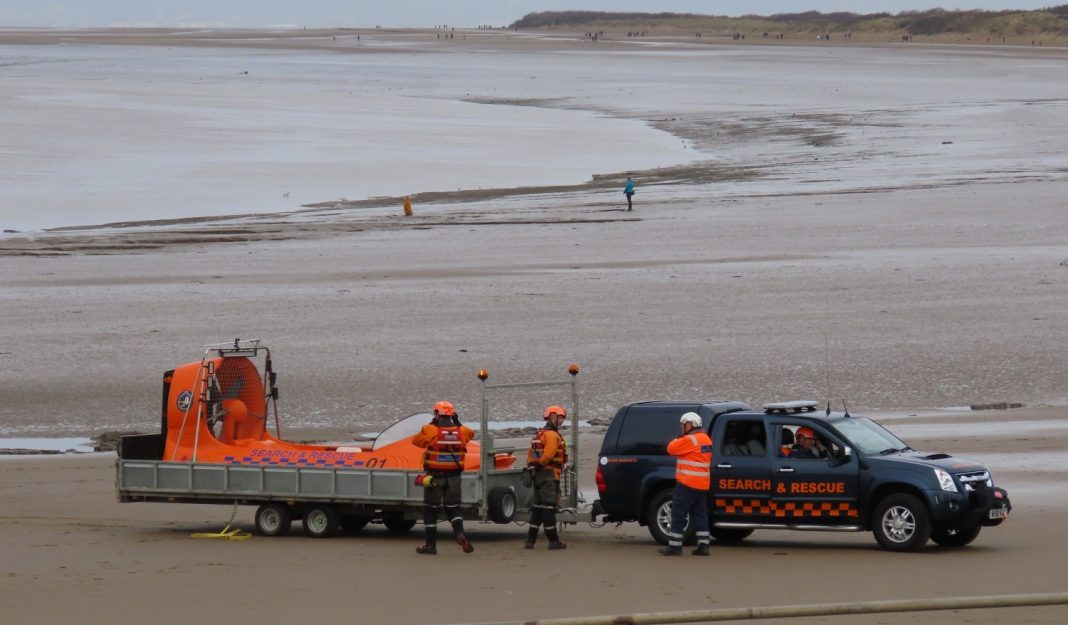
[778,423,841,459]
[615,405,696,455]
[721,419,767,456]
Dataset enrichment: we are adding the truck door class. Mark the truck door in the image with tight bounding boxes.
[771,422,860,525]
[710,417,774,524]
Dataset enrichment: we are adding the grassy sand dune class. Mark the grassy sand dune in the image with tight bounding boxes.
[511,6,1068,45]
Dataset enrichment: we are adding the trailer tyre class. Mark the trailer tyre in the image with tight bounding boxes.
[488,487,517,524]
[383,513,417,533]
[340,515,371,534]
[303,505,340,538]
[255,503,292,537]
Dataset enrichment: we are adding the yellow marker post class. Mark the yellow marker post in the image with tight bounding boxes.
[403,196,413,216]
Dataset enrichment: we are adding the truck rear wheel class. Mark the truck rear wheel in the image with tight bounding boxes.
[931,524,981,547]
[302,505,340,538]
[255,503,292,536]
[872,493,931,552]
[644,489,694,545]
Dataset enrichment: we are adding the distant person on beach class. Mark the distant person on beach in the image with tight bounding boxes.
[623,176,635,211]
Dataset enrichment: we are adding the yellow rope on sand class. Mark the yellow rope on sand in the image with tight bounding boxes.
[189,501,251,540]
[191,524,252,541]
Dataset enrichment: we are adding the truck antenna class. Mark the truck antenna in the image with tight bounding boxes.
[842,399,851,418]
[824,334,832,416]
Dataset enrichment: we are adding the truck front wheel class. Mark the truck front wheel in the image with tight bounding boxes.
[931,524,981,547]
[872,493,931,552]
[255,503,293,537]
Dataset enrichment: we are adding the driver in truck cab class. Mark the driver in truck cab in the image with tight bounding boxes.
[412,400,475,555]
[789,426,830,460]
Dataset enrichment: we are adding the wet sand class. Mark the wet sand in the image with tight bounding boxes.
[3,177,1067,437]
[1,29,1068,624]
[2,411,1066,625]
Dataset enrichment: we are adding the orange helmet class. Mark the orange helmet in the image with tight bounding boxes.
[795,426,817,441]
[543,405,567,419]
[434,400,456,417]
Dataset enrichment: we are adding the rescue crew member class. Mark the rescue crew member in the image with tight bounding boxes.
[789,426,829,460]
[412,401,475,554]
[660,412,713,556]
[524,405,569,550]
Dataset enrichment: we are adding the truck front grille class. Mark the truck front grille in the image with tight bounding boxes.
[957,470,992,491]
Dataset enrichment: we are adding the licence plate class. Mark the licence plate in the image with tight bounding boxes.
[989,507,1007,520]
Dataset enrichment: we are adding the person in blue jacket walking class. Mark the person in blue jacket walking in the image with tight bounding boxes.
[623,176,635,211]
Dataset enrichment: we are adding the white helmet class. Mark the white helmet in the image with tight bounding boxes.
[680,412,702,428]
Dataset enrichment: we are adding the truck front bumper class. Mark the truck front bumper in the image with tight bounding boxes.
[924,486,1011,530]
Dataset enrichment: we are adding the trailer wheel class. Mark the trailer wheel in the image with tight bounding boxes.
[255,503,292,537]
[302,505,340,538]
[383,513,417,533]
[488,487,517,524]
[340,515,371,534]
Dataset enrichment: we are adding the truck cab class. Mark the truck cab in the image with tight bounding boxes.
[595,400,1012,551]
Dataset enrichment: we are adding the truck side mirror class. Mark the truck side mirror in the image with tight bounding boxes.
[831,446,852,466]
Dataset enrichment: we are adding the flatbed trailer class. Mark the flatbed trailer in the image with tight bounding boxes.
[117,343,589,537]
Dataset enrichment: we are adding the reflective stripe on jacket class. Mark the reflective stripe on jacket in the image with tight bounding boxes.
[667,431,713,491]
[527,427,567,479]
[416,424,471,473]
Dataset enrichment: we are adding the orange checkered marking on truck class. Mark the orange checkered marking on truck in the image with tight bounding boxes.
[715,498,773,515]
[715,499,857,518]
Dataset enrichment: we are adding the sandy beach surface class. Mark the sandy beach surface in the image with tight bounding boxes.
[2,413,1067,625]
[2,28,1068,624]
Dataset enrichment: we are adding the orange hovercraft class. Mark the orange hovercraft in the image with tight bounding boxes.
[156,339,515,471]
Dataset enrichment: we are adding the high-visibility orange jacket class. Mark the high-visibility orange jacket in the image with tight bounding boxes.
[667,431,713,491]
[413,422,474,473]
[527,426,567,479]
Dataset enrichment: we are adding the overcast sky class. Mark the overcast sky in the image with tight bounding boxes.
[0,1,1056,28]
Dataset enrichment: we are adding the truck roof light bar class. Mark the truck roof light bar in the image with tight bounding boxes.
[763,400,819,414]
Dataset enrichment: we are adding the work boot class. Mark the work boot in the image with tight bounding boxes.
[658,546,682,556]
[455,533,474,554]
[692,544,710,556]
[523,526,539,549]
[545,526,567,550]
[417,526,438,554]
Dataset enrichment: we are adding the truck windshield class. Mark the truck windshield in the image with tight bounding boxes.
[832,418,910,455]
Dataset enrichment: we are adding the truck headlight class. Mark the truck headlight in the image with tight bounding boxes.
[935,468,958,493]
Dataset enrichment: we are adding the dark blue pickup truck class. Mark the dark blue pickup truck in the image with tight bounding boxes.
[593,400,1011,551]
